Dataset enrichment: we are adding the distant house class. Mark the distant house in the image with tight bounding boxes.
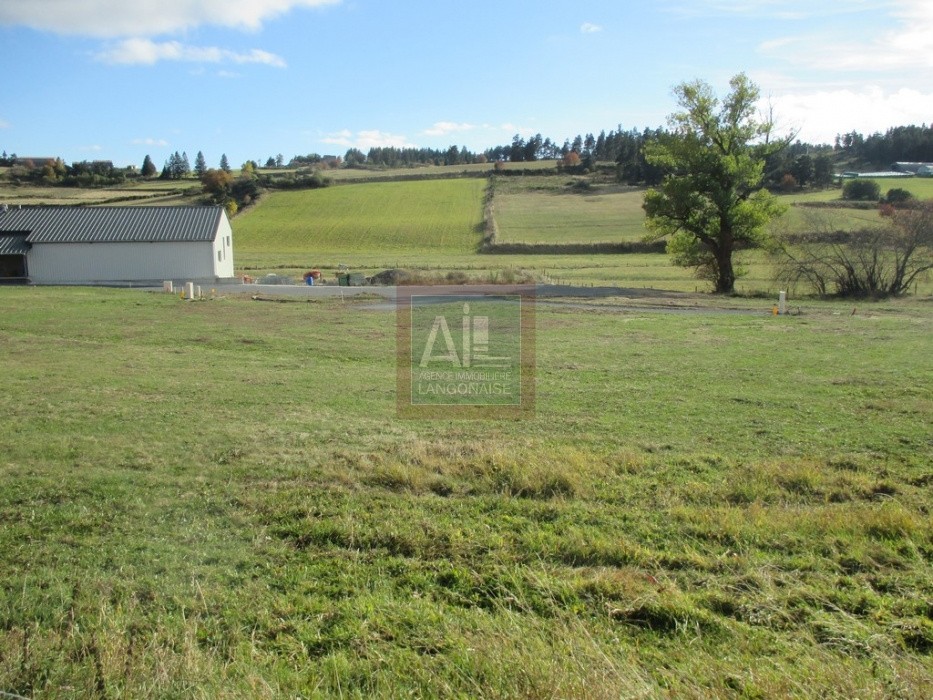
[0,206,234,284]
[12,157,58,169]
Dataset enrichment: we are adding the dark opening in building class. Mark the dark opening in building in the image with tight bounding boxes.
[0,233,30,281]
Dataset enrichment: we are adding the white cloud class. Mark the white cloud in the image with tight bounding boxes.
[320,129,353,147]
[0,0,340,37]
[96,39,286,67]
[132,137,169,147]
[423,122,475,137]
[758,0,933,75]
[321,130,417,150]
[665,0,885,20]
[580,22,603,34]
[80,144,103,152]
[748,0,933,142]
[0,118,9,129]
[767,86,933,144]
[496,123,536,138]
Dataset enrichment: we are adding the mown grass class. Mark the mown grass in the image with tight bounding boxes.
[234,179,486,261]
[0,287,930,698]
[230,177,785,293]
[2,168,930,295]
[788,178,933,203]
[322,160,557,182]
[493,177,649,244]
[491,178,929,248]
[0,178,202,207]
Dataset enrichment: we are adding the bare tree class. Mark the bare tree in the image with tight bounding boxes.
[775,203,933,297]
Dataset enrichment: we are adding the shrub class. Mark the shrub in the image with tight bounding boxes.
[775,202,933,297]
[884,187,914,205]
[780,173,798,192]
[842,179,881,201]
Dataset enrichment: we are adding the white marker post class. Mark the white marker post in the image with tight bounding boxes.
[778,291,787,316]
[186,282,194,301]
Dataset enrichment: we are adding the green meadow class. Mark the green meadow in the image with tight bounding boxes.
[493,177,649,245]
[0,287,930,698]
[227,172,932,294]
[234,179,486,269]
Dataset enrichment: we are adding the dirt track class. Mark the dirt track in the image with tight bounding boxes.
[233,282,770,315]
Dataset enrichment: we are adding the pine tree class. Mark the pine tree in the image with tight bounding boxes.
[141,154,157,177]
[220,153,231,173]
[194,151,207,178]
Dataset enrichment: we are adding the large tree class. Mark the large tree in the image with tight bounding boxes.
[643,73,787,293]
[194,151,207,178]
[141,154,157,178]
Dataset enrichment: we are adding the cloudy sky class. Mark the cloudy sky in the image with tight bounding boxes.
[1,0,931,167]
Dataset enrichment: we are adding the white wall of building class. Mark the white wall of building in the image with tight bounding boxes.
[22,209,236,284]
[29,240,226,284]
[211,213,235,278]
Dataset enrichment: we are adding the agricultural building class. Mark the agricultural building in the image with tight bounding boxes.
[0,206,234,284]
[892,162,933,175]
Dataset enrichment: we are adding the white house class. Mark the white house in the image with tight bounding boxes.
[0,206,234,284]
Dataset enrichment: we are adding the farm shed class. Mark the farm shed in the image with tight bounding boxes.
[892,162,933,175]
[0,206,234,284]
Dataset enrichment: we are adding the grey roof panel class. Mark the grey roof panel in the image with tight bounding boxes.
[0,206,224,244]
[0,233,30,255]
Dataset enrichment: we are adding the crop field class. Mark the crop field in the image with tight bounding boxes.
[0,287,930,698]
[230,175,933,295]
[2,166,930,294]
[491,177,928,248]
[789,178,933,203]
[0,177,200,207]
[322,160,557,182]
[234,179,486,264]
[493,177,649,244]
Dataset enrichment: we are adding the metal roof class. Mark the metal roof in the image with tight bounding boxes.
[0,233,30,255]
[0,206,224,244]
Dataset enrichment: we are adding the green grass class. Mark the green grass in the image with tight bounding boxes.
[494,177,649,244]
[234,179,486,263]
[0,178,202,206]
[492,178,933,248]
[0,287,931,698]
[322,160,557,181]
[2,169,929,295]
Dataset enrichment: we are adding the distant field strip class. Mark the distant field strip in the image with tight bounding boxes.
[494,179,924,246]
[495,185,650,244]
[234,179,485,255]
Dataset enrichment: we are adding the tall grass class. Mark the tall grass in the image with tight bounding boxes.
[0,288,930,697]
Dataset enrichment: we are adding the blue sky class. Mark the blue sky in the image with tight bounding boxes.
[1,0,931,168]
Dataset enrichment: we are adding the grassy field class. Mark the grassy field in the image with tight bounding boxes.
[230,176,774,292]
[321,160,557,182]
[490,177,932,248]
[493,177,649,244]
[0,287,930,698]
[0,177,201,207]
[230,176,931,294]
[797,178,933,202]
[2,167,930,294]
[234,179,486,263]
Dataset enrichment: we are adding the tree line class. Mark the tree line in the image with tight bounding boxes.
[834,125,933,166]
[5,122,932,190]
